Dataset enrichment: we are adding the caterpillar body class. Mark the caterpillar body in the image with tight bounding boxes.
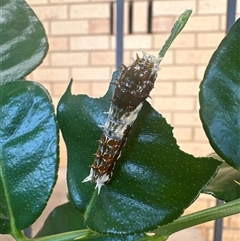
[83,52,161,194]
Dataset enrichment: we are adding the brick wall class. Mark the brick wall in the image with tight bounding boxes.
[25,1,240,239]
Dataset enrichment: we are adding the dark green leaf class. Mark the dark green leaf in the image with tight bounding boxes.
[0,0,48,85]
[0,81,59,234]
[57,73,220,235]
[199,18,240,171]
[36,202,145,241]
[35,202,86,238]
[203,154,240,202]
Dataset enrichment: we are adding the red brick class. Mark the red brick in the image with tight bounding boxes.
[32,5,68,20]
[152,17,175,32]
[48,37,68,51]
[51,52,89,66]
[51,20,89,35]
[70,3,110,19]
[89,19,109,34]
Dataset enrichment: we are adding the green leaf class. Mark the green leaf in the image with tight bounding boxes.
[0,81,59,234]
[0,0,48,85]
[203,154,240,202]
[36,202,145,241]
[158,9,192,59]
[199,18,240,171]
[35,202,86,238]
[57,74,220,235]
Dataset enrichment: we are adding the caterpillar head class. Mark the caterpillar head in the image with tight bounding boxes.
[112,52,161,111]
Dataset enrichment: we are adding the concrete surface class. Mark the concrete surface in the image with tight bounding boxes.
[1,167,204,241]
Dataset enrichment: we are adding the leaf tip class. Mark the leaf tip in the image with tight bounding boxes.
[66,78,74,95]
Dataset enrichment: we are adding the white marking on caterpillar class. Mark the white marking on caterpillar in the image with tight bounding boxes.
[104,103,143,139]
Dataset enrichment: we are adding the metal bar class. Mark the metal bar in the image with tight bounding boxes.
[116,0,124,68]
[213,199,224,241]
[129,0,133,34]
[110,1,114,35]
[147,0,153,33]
[226,0,237,32]
[23,226,32,238]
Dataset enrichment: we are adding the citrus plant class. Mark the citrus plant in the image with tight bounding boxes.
[0,1,239,241]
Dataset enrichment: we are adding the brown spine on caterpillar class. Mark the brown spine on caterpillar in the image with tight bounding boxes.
[90,127,131,184]
[112,53,160,111]
[83,52,160,194]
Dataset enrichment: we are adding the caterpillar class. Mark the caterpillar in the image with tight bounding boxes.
[83,52,161,194]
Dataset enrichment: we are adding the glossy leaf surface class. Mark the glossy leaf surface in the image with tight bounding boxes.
[204,154,240,202]
[199,19,240,171]
[36,202,144,241]
[57,73,220,234]
[0,81,59,234]
[0,0,48,84]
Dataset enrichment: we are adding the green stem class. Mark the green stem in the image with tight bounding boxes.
[154,198,240,237]
[11,229,90,241]
[32,229,90,241]
[11,230,29,241]
[11,199,240,241]
[158,9,192,61]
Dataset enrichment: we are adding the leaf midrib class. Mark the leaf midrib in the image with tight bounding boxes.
[0,156,18,234]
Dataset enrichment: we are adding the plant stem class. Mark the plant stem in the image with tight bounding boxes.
[11,230,29,241]
[11,199,240,241]
[158,9,192,61]
[154,198,240,236]
[10,229,90,241]
[32,229,90,241]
